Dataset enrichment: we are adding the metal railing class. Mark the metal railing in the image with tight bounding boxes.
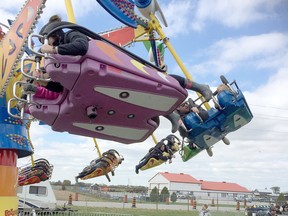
[18,210,133,216]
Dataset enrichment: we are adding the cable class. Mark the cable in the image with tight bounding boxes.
[253,115,288,121]
[250,104,288,111]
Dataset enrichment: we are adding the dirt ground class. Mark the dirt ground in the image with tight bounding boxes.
[53,189,97,202]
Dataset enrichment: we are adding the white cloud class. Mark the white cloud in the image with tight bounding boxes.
[0,1,23,11]
[39,0,98,23]
[156,0,284,35]
[0,1,24,27]
[0,0,99,33]
[192,0,284,30]
[161,0,194,37]
[190,32,288,75]
[248,67,288,107]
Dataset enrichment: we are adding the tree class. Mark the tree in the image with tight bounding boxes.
[150,186,159,202]
[171,192,177,203]
[51,180,62,185]
[63,180,71,186]
[160,187,170,202]
[75,182,88,187]
[277,193,286,205]
[271,186,280,194]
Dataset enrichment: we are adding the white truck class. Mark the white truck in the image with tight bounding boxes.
[17,181,57,209]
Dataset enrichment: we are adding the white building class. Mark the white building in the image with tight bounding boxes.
[148,172,251,200]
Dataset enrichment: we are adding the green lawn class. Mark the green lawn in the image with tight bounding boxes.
[64,206,245,216]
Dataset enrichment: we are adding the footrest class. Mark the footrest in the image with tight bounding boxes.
[181,145,202,162]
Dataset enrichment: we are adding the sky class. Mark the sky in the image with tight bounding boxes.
[1,0,288,192]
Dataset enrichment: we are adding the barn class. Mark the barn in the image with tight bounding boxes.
[148,172,251,200]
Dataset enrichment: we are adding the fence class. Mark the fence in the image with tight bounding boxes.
[53,186,274,212]
[18,210,133,216]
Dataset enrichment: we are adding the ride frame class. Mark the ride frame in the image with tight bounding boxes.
[0,0,210,211]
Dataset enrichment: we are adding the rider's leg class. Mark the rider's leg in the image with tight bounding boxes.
[170,74,212,101]
[163,111,182,133]
[135,158,149,174]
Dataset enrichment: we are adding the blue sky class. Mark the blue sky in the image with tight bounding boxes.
[1,0,288,192]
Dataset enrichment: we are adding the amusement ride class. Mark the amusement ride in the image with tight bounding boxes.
[0,0,253,211]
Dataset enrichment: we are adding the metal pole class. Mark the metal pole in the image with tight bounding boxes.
[156,183,159,210]
[148,14,211,110]
[93,138,102,158]
[217,193,219,211]
[151,134,158,144]
[64,0,76,23]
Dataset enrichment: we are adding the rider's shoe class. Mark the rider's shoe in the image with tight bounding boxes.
[23,84,37,94]
[135,166,139,174]
[164,112,181,133]
[186,80,213,101]
[16,101,25,112]
[206,147,213,157]
[188,142,197,150]
[222,137,230,145]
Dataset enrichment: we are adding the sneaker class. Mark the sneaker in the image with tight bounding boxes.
[206,147,213,157]
[201,85,213,101]
[188,143,197,150]
[164,112,181,133]
[135,166,139,174]
[222,137,230,145]
[23,84,37,94]
[186,139,197,150]
[16,101,24,112]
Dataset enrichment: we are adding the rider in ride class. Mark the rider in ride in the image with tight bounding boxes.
[168,99,209,135]
[36,17,211,92]
[135,139,174,174]
[23,15,213,127]
[174,99,214,157]
[164,74,212,134]
[23,15,89,96]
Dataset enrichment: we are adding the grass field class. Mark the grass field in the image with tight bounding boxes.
[63,206,245,216]
[55,189,245,216]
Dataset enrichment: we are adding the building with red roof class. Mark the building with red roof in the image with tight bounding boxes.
[148,172,251,200]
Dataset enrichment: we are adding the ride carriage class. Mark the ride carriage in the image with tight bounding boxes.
[181,76,253,161]
[15,22,187,144]
[75,149,124,182]
[136,134,180,173]
[18,158,53,186]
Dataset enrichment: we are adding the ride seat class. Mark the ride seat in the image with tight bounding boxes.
[28,39,187,144]
[184,107,227,149]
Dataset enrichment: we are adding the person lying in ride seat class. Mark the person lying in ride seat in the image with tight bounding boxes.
[212,83,236,112]
[174,99,214,157]
[135,140,175,174]
[23,14,89,97]
[164,75,212,132]
[165,134,180,156]
[17,69,60,112]
[169,99,209,134]
[24,15,213,124]
[22,69,60,100]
